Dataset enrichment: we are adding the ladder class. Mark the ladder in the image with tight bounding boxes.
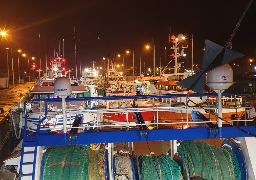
[19,102,43,180]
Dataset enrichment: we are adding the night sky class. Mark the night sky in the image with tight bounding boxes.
[0,0,255,74]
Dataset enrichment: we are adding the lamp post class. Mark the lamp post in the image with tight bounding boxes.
[6,48,9,88]
[117,54,125,71]
[11,49,14,85]
[146,44,156,76]
[17,50,22,84]
[126,50,135,82]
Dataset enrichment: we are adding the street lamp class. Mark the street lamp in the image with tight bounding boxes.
[126,50,134,82]
[145,44,156,76]
[117,54,125,70]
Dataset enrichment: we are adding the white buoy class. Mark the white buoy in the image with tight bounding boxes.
[207,64,233,134]
[54,77,71,134]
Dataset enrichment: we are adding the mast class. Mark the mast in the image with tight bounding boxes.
[74,26,77,79]
[45,37,47,74]
[53,38,55,57]
[63,38,65,66]
[39,32,41,80]
[79,33,81,76]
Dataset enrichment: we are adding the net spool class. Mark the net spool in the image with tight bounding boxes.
[138,154,181,180]
[42,145,90,180]
[88,149,106,180]
[177,140,242,180]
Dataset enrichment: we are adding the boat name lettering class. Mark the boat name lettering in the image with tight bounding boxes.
[56,88,67,91]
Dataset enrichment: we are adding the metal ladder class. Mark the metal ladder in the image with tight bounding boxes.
[19,102,44,180]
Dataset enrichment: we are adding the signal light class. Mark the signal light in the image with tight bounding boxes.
[62,67,66,71]
[53,59,57,62]
[62,59,65,62]
[32,64,36,68]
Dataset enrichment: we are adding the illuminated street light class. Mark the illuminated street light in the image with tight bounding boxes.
[145,44,156,76]
[32,57,35,60]
[1,30,6,36]
[18,49,22,53]
[249,59,253,63]
[182,36,186,40]
[117,64,120,68]
[118,54,121,57]
[126,50,130,54]
[22,54,26,57]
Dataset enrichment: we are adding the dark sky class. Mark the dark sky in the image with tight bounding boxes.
[0,0,255,74]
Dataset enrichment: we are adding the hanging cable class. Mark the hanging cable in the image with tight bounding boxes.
[225,0,254,48]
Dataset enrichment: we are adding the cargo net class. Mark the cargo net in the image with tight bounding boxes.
[177,140,241,180]
[139,154,181,180]
[42,145,107,180]
[114,153,134,180]
[88,149,106,180]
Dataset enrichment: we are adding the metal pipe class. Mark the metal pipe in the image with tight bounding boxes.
[218,90,222,137]
[62,96,67,134]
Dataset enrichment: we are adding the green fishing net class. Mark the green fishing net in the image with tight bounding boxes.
[178,140,240,180]
[42,145,90,180]
[139,154,181,180]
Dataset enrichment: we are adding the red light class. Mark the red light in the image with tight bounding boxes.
[53,59,57,62]
[62,59,65,62]
[171,53,174,56]
[56,131,61,134]
[62,67,66,71]
[32,64,36,68]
